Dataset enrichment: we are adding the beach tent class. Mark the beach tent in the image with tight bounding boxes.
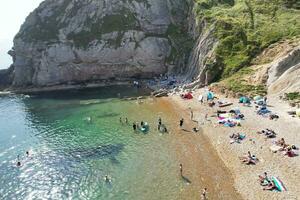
[183,92,193,99]
[207,91,214,100]
[239,96,250,104]
[254,96,263,101]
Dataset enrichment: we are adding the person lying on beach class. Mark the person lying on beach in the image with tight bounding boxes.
[193,127,199,132]
[275,138,288,148]
[230,133,245,143]
[259,172,271,186]
[263,180,276,191]
[258,129,276,138]
[239,151,258,165]
[284,146,298,157]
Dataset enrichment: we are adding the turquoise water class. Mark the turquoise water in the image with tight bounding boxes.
[0,87,181,200]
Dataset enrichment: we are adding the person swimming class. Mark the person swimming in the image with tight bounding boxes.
[16,155,21,167]
[104,175,112,184]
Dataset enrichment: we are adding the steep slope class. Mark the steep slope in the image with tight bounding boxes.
[185,0,300,85]
[9,0,190,87]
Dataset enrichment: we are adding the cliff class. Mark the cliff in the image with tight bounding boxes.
[9,0,191,87]
[2,0,300,93]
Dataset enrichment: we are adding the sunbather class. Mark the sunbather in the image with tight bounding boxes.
[275,138,287,147]
[284,147,298,157]
[239,151,258,165]
[259,172,271,186]
[263,180,276,191]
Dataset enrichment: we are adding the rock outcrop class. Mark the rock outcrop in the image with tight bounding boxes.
[267,47,300,95]
[9,0,189,87]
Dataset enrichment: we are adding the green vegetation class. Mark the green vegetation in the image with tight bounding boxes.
[285,92,300,100]
[194,0,300,79]
[221,67,267,96]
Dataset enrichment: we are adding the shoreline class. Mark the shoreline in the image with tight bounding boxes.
[157,98,243,199]
[167,89,300,200]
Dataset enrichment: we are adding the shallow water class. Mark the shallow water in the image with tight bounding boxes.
[0,87,181,200]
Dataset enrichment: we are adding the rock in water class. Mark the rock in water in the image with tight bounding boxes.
[10,0,188,87]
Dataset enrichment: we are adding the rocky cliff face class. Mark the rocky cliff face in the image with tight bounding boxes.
[9,0,189,87]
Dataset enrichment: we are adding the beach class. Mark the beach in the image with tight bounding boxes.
[166,88,300,200]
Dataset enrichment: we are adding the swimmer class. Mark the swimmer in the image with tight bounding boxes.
[104,175,112,183]
[16,161,21,167]
[16,155,21,167]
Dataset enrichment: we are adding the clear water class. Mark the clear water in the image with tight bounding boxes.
[0,87,181,200]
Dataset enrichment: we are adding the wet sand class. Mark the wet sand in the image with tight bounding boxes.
[153,98,243,199]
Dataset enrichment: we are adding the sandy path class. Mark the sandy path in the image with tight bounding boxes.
[168,89,300,200]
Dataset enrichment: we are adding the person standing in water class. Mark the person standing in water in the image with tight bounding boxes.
[179,118,184,129]
[16,155,21,167]
[179,164,183,177]
[119,117,122,124]
[125,117,128,124]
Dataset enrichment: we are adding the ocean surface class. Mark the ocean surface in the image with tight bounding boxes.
[0,86,182,200]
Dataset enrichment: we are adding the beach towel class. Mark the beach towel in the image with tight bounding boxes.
[272,177,287,192]
[296,109,300,118]
[269,145,282,153]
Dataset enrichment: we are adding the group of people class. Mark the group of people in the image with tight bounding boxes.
[257,129,277,138]
[16,151,30,167]
[275,137,298,157]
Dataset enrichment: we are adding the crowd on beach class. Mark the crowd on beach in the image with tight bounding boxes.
[175,87,300,196]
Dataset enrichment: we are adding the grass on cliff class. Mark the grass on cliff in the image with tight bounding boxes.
[194,0,300,79]
[219,67,267,96]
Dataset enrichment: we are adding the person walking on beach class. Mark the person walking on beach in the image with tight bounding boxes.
[132,123,137,131]
[179,163,183,177]
[201,188,208,200]
[190,108,194,120]
[179,118,184,129]
[158,117,162,130]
